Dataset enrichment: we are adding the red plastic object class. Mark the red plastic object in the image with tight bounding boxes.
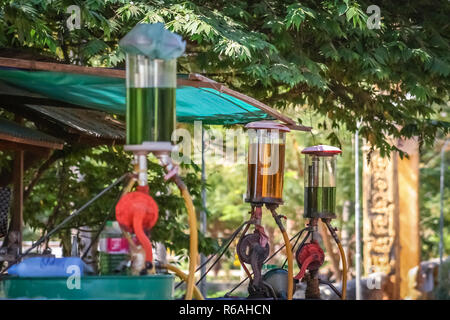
[294,241,325,280]
[115,185,158,262]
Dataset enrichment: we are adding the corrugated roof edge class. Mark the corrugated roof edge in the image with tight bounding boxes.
[0,117,64,150]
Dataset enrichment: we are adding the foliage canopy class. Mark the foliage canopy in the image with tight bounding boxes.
[1,0,449,155]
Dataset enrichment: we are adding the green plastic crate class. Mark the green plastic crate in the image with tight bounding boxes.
[0,274,174,300]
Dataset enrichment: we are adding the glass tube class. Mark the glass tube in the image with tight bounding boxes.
[126,54,176,145]
[304,154,337,218]
[246,129,286,204]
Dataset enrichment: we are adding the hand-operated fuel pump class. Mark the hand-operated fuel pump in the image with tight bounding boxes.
[292,145,347,299]
[236,121,294,300]
[114,23,201,300]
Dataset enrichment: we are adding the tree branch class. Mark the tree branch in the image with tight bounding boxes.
[23,150,65,201]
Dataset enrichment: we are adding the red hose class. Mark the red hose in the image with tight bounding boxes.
[132,212,152,262]
[294,255,315,280]
[294,241,324,281]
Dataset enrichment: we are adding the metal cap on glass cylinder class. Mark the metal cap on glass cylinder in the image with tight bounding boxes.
[245,121,290,205]
[302,145,341,219]
[119,23,186,145]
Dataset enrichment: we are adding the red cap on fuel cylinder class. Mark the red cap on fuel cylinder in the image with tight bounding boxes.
[245,121,290,132]
[301,145,342,157]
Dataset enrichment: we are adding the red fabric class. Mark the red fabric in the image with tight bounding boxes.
[115,190,158,262]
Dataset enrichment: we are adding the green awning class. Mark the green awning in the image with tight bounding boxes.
[0,69,272,125]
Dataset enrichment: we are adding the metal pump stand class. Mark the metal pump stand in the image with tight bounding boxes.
[236,205,270,298]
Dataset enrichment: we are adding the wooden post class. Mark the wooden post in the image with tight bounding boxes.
[8,116,25,256]
[362,142,399,299]
[362,137,421,300]
[342,200,352,279]
[396,138,420,299]
[9,153,24,256]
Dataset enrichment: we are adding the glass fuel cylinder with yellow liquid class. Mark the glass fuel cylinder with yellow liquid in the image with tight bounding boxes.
[302,145,341,219]
[245,121,290,205]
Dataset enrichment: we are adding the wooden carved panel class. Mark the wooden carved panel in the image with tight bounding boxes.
[363,146,398,276]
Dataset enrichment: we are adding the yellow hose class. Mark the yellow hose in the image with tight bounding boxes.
[156,155,198,300]
[324,219,347,300]
[336,240,347,300]
[281,229,294,300]
[163,264,204,300]
[121,176,137,197]
[179,184,198,301]
[270,208,294,300]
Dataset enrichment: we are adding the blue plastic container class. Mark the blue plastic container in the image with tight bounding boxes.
[8,257,88,277]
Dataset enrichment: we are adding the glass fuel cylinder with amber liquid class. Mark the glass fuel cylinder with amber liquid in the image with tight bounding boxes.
[126,54,176,145]
[245,121,290,205]
[302,145,341,219]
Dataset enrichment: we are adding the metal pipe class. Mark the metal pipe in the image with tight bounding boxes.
[312,156,320,187]
[355,127,361,300]
[137,152,148,186]
[22,173,129,257]
[196,223,244,286]
[174,221,249,290]
[199,125,208,297]
[318,278,342,298]
[439,139,449,274]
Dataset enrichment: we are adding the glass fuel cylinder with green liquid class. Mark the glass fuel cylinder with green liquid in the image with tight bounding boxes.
[119,23,186,145]
[302,145,341,219]
[126,55,176,144]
